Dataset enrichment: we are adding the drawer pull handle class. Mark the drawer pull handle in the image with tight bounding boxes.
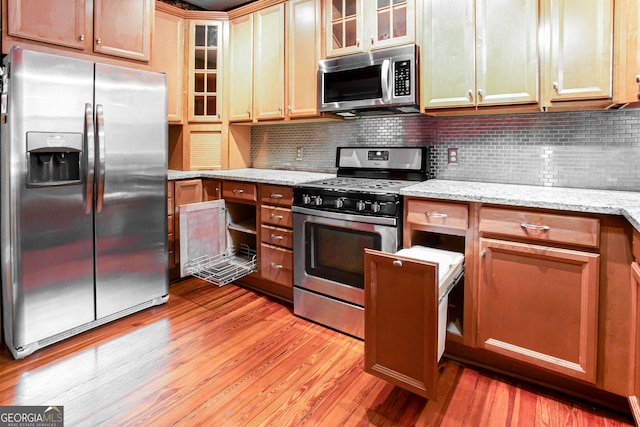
[270,214,284,219]
[425,211,448,218]
[393,260,403,267]
[232,189,244,193]
[270,234,284,240]
[270,262,284,269]
[520,223,550,232]
[270,193,283,198]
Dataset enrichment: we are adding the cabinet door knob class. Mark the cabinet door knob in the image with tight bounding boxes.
[553,82,559,92]
[371,35,375,44]
[247,110,251,117]
[79,34,85,41]
[393,260,403,267]
[467,90,473,100]
[481,250,486,258]
[287,105,292,112]
[477,89,483,98]
[356,38,360,47]
[636,75,640,83]
[96,38,102,45]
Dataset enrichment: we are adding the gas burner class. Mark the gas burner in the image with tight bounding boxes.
[294,146,430,218]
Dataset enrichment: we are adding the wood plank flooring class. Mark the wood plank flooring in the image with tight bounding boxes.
[0,278,635,426]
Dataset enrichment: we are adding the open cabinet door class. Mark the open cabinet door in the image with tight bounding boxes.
[364,249,443,400]
[179,200,227,277]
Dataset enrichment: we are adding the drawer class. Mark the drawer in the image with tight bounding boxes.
[261,244,293,288]
[222,181,257,202]
[634,229,640,262]
[261,185,293,206]
[406,199,469,230]
[479,207,600,248]
[261,225,293,249]
[261,205,293,228]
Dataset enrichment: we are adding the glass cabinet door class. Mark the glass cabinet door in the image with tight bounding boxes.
[371,0,414,49]
[326,0,363,56]
[189,21,223,122]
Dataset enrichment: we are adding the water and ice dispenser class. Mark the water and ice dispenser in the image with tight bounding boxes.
[26,132,82,186]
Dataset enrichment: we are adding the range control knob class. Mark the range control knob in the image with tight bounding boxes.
[302,194,311,205]
[335,198,344,208]
[371,201,381,213]
[356,200,366,211]
[314,196,323,206]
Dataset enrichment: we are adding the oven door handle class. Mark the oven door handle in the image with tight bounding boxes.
[292,206,397,227]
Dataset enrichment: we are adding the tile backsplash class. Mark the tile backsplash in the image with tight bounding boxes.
[251,109,640,191]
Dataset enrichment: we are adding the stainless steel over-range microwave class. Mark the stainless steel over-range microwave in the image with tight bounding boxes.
[318,44,419,117]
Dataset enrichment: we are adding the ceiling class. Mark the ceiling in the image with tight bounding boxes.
[182,0,257,11]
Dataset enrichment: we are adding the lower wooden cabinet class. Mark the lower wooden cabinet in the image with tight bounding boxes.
[364,248,463,400]
[629,229,640,423]
[170,179,203,279]
[478,237,600,383]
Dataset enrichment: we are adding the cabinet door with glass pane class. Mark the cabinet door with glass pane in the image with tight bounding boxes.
[188,20,223,122]
[369,0,414,50]
[325,0,364,57]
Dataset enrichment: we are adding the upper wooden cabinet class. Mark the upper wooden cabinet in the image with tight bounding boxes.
[419,0,538,110]
[325,0,414,57]
[228,13,254,122]
[7,0,153,62]
[614,0,640,105]
[253,4,286,121]
[153,7,184,123]
[188,20,224,122]
[228,0,320,123]
[286,0,321,118]
[540,0,613,106]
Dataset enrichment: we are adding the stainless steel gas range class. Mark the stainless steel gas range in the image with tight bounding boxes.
[292,146,430,338]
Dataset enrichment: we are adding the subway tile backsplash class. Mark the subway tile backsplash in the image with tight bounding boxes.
[250,109,640,191]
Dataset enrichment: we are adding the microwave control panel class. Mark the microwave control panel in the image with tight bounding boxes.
[394,60,411,97]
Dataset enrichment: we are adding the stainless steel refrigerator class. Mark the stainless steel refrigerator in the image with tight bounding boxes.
[0,47,169,359]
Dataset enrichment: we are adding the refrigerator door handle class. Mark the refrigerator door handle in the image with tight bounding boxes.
[84,103,95,215]
[96,104,106,213]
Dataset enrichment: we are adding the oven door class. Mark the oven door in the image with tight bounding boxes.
[293,208,400,306]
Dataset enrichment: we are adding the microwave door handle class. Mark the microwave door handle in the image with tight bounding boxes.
[381,59,391,102]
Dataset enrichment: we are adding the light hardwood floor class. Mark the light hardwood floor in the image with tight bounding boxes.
[0,278,635,426]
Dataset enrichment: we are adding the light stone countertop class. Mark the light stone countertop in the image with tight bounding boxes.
[168,168,335,186]
[400,179,640,233]
[168,170,640,233]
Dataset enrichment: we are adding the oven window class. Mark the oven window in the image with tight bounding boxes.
[305,222,381,289]
[323,65,383,103]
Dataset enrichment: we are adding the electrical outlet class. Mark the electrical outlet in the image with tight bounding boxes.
[296,146,304,161]
[447,148,459,164]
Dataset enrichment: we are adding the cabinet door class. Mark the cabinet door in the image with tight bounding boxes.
[613,0,640,104]
[542,0,612,103]
[476,0,538,105]
[364,249,442,400]
[478,238,600,383]
[420,0,475,109]
[369,0,414,50]
[326,0,364,57]
[254,4,285,121]
[7,0,86,49]
[630,261,640,424]
[228,14,254,122]
[174,179,203,267]
[93,0,152,61]
[287,0,321,118]
[153,10,184,123]
[189,21,223,122]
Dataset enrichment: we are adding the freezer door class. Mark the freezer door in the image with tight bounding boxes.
[93,63,168,318]
[1,48,96,348]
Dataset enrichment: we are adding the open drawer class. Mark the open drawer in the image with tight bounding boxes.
[179,200,257,286]
[364,246,464,400]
